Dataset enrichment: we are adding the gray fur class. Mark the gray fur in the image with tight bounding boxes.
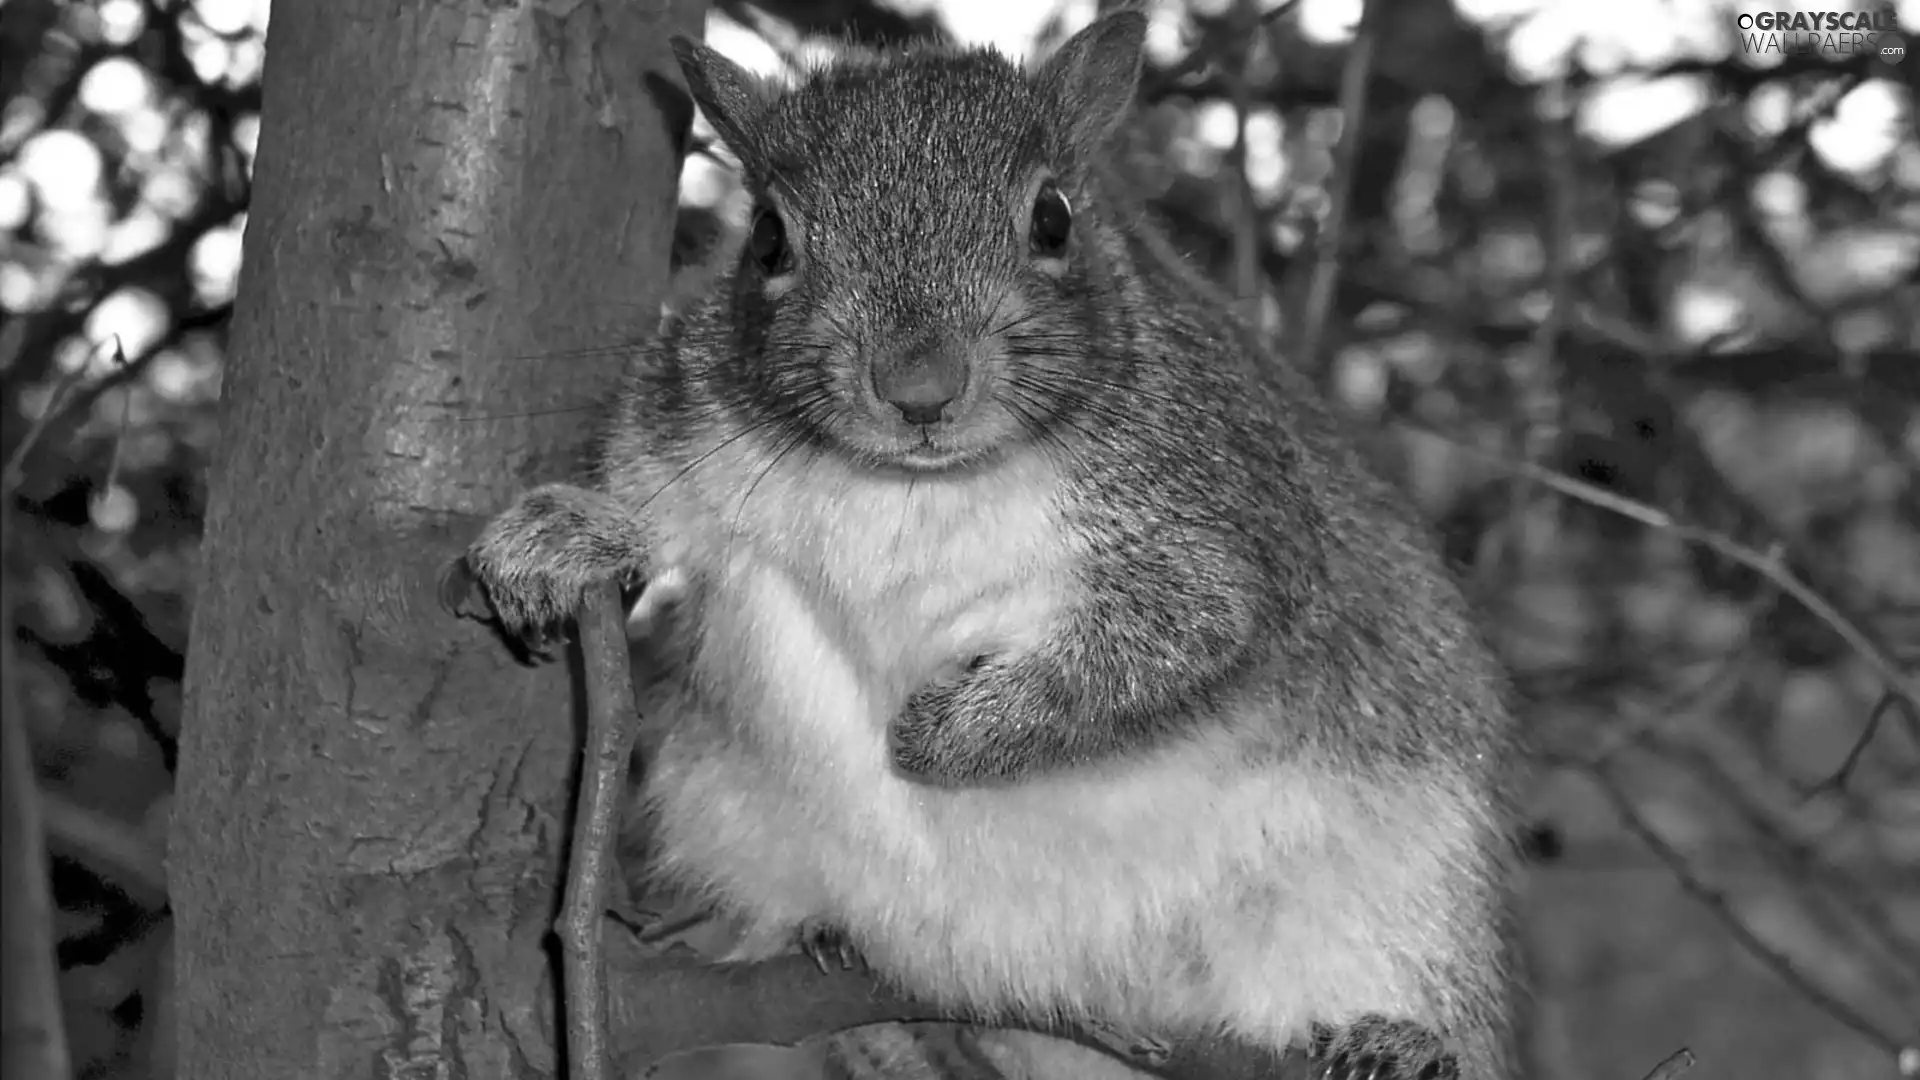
[448,13,1526,1079]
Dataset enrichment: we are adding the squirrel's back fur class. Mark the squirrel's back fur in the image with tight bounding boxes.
[474,15,1524,1078]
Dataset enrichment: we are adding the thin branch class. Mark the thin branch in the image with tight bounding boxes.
[1576,585,1775,769]
[1587,765,1903,1054]
[1144,0,1303,90]
[1641,733,1920,997]
[557,581,647,1080]
[1226,0,1262,314]
[1814,688,1916,795]
[0,315,129,1080]
[1,503,72,1080]
[2,354,91,494]
[101,338,135,497]
[39,788,169,909]
[1294,0,1382,368]
[1447,440,1919,715]
[1509,71,1575,471]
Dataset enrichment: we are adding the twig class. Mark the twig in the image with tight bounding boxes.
[1447,441,1920,714]
[1577,562,1779,768]
[101,338,135,497]
[1,335,143,496]
[0,313,92,1080]
[1710,121,1842,360]
[39,788,169,909]
[1,494,74,1080]
[1145,0,1303,89]
[557,581,646,1080]
[1294,0,1381,368]
[1815,688,1915,795]
[1493,73,1577,571]
[1641,732,1920,996]
[1587,765,1903,1054]
[1226,0,1262,315]
[2,354,92,493]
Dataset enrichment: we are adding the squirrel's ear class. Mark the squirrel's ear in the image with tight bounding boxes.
[670,35,774,173]
[1032,11,1147,161]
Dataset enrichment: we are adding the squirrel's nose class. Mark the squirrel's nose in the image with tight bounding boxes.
[873,346,967,426]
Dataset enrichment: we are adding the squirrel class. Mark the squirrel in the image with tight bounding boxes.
[444,11,1526,1080]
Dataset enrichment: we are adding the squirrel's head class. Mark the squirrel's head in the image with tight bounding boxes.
[669,12,1147,472]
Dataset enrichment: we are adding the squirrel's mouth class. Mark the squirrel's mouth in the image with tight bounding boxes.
[867,426,984,472]
[835,419,1006,475]
[892,443,976,471]
[827,367,1030,473]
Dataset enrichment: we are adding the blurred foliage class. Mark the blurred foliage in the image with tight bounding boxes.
[2,1,1917,1079]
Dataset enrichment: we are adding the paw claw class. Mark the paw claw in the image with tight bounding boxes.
[1083,1020,1173,1067]
[630,894,748,962]
[798,919,864,975]
[446,552,590,665]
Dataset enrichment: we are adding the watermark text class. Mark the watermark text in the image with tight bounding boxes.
[1733,7,1906,63]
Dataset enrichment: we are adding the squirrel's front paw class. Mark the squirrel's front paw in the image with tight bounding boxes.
[439,484,651,663]
[889,677,973,785]
[439,554,583,663]
[1310,1016,1458,1080]
[891,655,1046,786]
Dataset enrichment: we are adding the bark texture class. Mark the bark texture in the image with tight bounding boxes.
[169,1,702,1076]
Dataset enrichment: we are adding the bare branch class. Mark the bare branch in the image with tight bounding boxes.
[1641,734,1920,998]
[2,348,94,494]
[1813,688,1917,795]
[1,499,72,1080]
[39,788,169,909]
[1586,765,1904,1055]
[558,582,648,1080]
[1448,439,1920,715]
[1294,0,1382,368]
[1576,583,1777,769]
[1142,0,1303,92]
[1226,0,1263,316]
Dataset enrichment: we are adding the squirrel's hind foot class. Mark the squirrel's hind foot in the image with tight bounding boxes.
[631,891,784,963]
[1080,1019,1174,1069]
[1310,1016,1458,1080]
[629,887,850,970]
[798,917,867,974]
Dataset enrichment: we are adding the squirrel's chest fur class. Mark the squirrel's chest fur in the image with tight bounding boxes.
[629,440,1069,757]
[616,437,1466,1043]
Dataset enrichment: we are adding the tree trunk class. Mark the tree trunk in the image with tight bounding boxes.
[169,2,702,1077]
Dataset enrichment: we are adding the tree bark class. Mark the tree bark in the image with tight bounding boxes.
[169,2,702,1077]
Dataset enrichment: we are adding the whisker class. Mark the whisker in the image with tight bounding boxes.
[632,408,806,517]
[443,403,607,423]
[1004,353,1206,420]
[507,342,648,364]
[725,423,816,569]
[995,385,1072,468]
[889,473,917,571]
[1003,374,1197,476]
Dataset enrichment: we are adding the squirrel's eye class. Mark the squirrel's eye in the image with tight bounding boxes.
[749,208,793,276]
[1029,183,1072,257]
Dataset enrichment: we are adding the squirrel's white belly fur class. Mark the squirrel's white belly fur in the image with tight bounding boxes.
[628,449,1475,1050]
